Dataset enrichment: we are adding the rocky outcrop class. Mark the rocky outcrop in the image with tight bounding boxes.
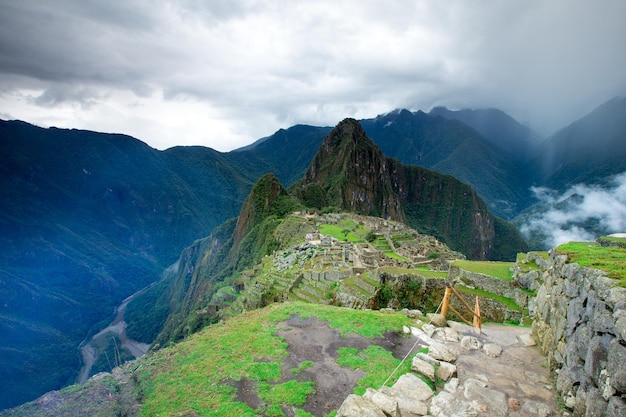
[532,250,626,416]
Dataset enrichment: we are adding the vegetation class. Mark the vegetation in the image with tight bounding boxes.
[452,260,514,280]
[135,303,413,416]
[556,241,626,283]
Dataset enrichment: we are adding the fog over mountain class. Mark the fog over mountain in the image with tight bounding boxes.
[518,171,626,248]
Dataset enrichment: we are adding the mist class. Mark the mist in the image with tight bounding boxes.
[519,172,626,248]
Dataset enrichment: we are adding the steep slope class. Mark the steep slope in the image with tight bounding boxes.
[359,109,533,218]
[0,120,256,409]
[135,174,301,345]
[303,118,527,260]
[532,96,626,189]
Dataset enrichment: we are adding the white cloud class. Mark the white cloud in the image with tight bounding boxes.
[0,0,625,150]
[520,172,626,248]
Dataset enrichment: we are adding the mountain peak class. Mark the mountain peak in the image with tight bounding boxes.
[304,119,403,221]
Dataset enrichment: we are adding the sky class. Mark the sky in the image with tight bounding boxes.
[1,1,625,152]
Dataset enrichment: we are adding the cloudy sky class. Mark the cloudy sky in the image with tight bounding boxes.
[1,0,625,151]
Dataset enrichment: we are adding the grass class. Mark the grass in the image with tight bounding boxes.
[336,345,413,395]
[136,302,413,416]
[556,241,626,283]
[379,266,448,278]
[455,285,522,312]
[452,260,514,281]
[318,224,363,243]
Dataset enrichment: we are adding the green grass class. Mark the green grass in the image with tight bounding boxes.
[455,285,522,312]
[379,266,448,278]
[556,241,626,283]
[136,302,413,416]
[318,224,363,242]
[336,345,413,395]
[291,361,314,374]
[452,260,514,280]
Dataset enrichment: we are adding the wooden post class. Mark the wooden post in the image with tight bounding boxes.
[473,296,481,329]
[441,286,452,318]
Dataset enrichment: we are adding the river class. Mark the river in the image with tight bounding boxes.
[77,283,155,383]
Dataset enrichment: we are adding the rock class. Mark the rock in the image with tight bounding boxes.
[392,372,434,402]
[422,323,437,337]
[427,313,448,327]
[428,341,460,363]
[435,361,457,382]
[508,397,520,412]
[363,388,401,417]
[411,356,436,381]
[403,325,411,335]
[519,400,551,417]
[411,327,435,345]
[460,336,482,350]
[336,394,386,417]
[414,352,440,366]
[483,343,502,357]
[607,395,626,417]
[518,333,536,347]
[404,309,424,318]
[444,377,459,393]
[585,386,608,417]
[433,327,460,342]
[430,391,477,417]
[585,334,612,385]
[463,378,508,417]
[608,337,626,394]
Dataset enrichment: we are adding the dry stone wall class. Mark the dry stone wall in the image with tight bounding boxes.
[531,250,626,416]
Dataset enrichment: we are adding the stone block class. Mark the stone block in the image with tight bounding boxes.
[518,333,536,347]
[585,335,612,385]
[519,400,551,417]
[336,394,386,417]
[427,313,447,327]
[460,335,482,350]
[483,343,503,357]
[608,338,626,394]
[411,355,435,381]
[607,395,626,417]
[363,387,401,417]
[585,386,609,417]
[463,378,508,417]
[430,391,477,417]
[428,341,459,363]
[436,361,457,381]
[444,377,459,393]
[391,372,434,402]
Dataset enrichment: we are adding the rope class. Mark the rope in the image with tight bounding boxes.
[380,297,445,388]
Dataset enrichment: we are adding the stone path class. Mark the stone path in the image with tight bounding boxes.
[337,319,562,417]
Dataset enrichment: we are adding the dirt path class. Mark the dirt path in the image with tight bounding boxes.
[77,283,154,383]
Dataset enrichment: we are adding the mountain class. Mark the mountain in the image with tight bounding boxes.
[138,119,524,346]
[302,118,527,260]
[359,109,534,218]
[429,106,543,161]
[531,96,626,189]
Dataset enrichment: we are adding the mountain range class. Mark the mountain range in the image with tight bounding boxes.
[1,96,625,409]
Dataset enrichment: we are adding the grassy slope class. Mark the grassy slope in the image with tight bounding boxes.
[136,302,413,417]
[556,241,626,283]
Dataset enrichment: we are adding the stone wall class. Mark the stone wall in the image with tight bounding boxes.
[532,250,626,416]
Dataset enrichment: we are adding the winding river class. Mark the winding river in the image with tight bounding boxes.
[77,283,155,383]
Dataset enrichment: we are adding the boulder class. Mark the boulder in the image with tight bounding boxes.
[607,395,626,417]
[483,343,502,358]
[429,341,460,362]
[429,391,477,417]
[460,336,482,350]
[608,337,626,394]
[427,313,448,327]
[336,394,386,417]
[411,356,435,381]
[363,387,401,417]
[435,361,457,382]
[392,372,434,402]
[463,378,508,417]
